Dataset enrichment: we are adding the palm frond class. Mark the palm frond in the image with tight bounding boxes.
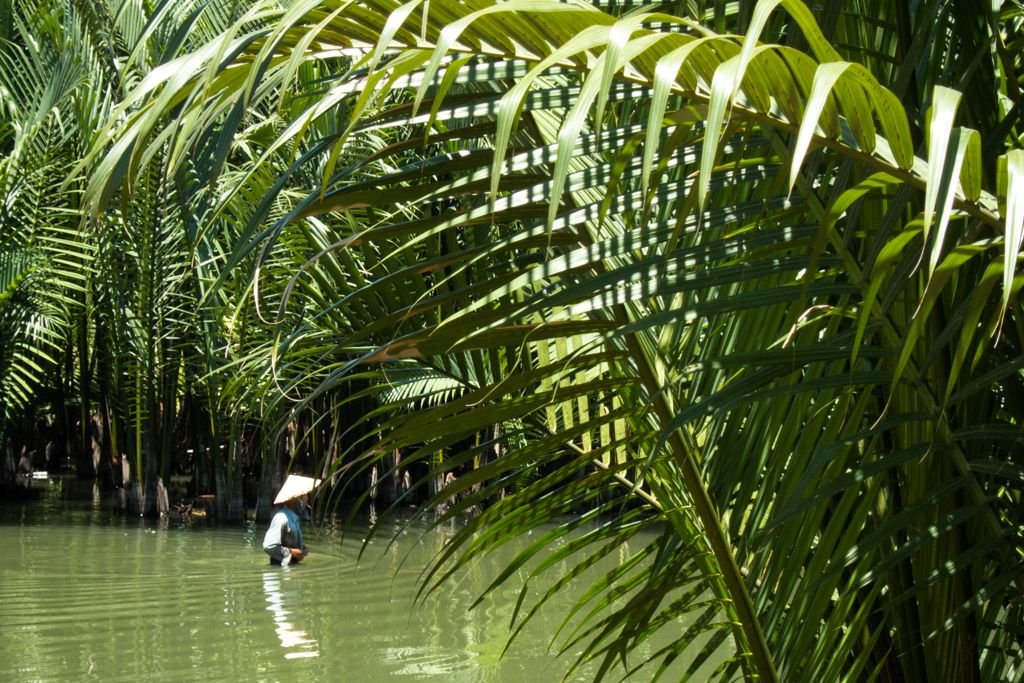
[86,0,1024,680]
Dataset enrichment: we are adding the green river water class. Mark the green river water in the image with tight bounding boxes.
[0,480,695,682]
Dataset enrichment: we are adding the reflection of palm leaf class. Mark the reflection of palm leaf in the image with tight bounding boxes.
[90,1,1024,680]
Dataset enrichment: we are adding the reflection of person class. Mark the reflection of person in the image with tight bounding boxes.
[262,571,319,659]
[263,475,320,566]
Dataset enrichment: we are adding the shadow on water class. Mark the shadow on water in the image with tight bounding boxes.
[0,477,701,682]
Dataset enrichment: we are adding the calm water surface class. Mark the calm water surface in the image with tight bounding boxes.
[0,481,678,682]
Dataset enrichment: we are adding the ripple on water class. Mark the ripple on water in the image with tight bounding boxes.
[0,502,677,682]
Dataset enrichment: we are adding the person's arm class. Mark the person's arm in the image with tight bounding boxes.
[263,512,286,550]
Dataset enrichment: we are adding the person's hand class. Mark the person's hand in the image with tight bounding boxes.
[290,547,306,560]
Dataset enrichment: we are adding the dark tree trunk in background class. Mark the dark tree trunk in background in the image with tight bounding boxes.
[226,434,245,521]
[213,438,228,519]
[255,440,278,522]
[256,427,290,522]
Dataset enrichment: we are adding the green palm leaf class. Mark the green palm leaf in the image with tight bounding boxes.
[86,0,1024,679]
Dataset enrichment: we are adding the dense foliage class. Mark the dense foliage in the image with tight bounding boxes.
[3,0,1024,680]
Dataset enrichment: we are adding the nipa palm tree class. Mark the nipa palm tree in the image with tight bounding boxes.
[0,0,284,512]
[85,0,1024,680]
[0,0,97,470]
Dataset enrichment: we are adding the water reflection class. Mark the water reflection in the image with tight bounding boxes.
[0,490,699,682]
[262,570,319,660]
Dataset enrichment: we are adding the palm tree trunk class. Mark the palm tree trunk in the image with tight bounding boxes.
[76,313,93,477]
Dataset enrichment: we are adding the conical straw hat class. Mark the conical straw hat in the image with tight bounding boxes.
[273,474,321,504]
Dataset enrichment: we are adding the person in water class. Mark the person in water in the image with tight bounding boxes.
[263,475,319,566]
